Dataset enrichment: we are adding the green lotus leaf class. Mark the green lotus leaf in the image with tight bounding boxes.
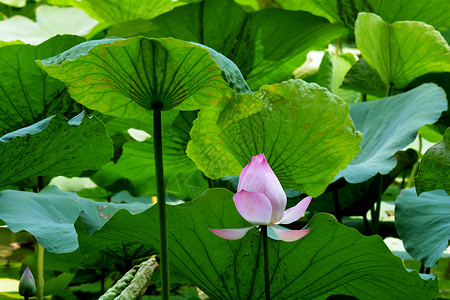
[108,0,347,90]
[355,13,450,89]
[187,79,362,197]
[75,188,439,299]
[268,0,450,31]
[416,127,450,195]
[0,186,150,253]
[336,84,448,183]
[37,37,250,118]
[395,188,450,267]
[0,111,113,187]
[0,35,85,136]
[48,0,186,25]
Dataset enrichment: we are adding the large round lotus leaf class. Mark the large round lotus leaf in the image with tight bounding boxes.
[187,79,362,197]
[335,84,447,183]
[0,111,113,187]
[395,188,450,267]
[37,37,250,118]
[0,35,85,136]
[416,127,450,195]
[75,188,439,299]
[355,13,450,89]
[107,0,346,90]
[0,186,150,253]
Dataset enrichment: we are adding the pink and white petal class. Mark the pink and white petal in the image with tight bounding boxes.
[270,226,310,242]
[208,227,254,240]
[237,159,252,191]
[237,154,267,193]
[277,196,312,225]
[233,190,272,225]
[237,154,286,222]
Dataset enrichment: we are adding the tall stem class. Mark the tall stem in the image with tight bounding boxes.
[262,226,271,300]
[36,176,45,300]
[36,245,44,300]
[153,107,170,299]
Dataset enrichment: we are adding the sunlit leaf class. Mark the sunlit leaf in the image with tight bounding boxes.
[305,51,360,104]
[416,127,450,195]
[108,0,346,90]
[0,35,85,136]
[395,188,450,267]
[0,186,150,253]
[76,188,439,299]
[0,111,113,187]
[0,5,98,44]
[355,13,450,89]
[187,79,362,197]
[38,37,250,118]
[336,84,448,183]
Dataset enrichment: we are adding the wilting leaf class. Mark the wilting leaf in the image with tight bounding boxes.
[99,258,158,300]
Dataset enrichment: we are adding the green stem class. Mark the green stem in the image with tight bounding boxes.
[37,176,45,300]
[335,37,342,55]
[262,226,271,300]
[385,83,393,97]
[37,244,44,300]
[362,93,367,102]
[406,135,422,189]
[153,108,170,299]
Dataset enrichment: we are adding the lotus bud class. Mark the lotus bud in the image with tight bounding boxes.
[19,266,36,298]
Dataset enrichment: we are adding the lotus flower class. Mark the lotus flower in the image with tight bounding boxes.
[209,153,311,242]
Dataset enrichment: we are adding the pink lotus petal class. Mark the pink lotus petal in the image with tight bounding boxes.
[277,196,312,225]
[208,227,254,240]
[237,154,286,222]
[233,190,272,225]
[271,227,310,242]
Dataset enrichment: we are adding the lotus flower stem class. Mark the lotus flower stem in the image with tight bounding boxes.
[36,245,44,300]
[37,176,45,300]
[262,225,271,300]
[153,107,170,299]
